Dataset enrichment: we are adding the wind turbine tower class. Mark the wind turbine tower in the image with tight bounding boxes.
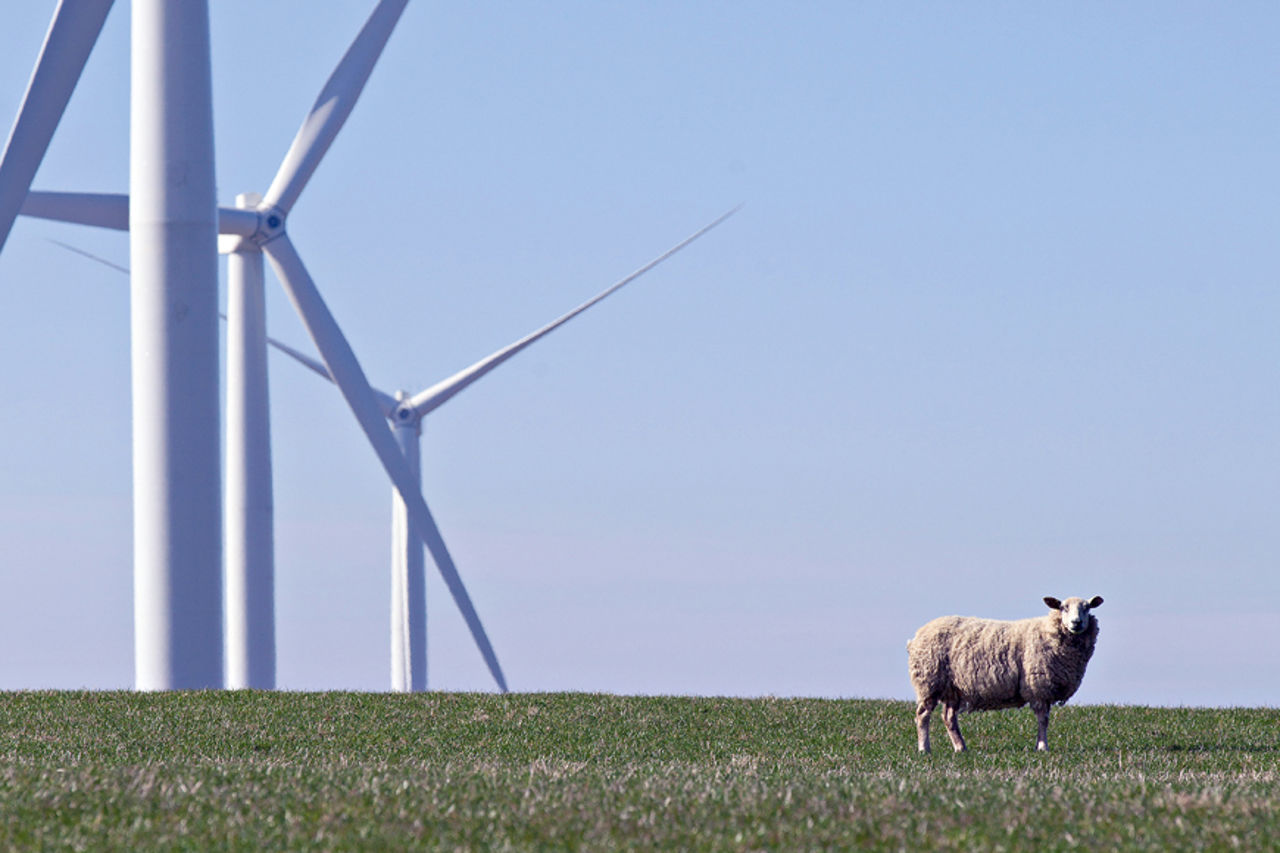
[127,0,224,690]
[224,192,274,689]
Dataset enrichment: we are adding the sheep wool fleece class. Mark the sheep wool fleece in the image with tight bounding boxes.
[907,610,1099,712]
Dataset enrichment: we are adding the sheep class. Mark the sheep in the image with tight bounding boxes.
[906,595,1103,753]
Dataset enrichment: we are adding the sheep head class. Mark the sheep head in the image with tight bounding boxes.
[1043,596,1104,635]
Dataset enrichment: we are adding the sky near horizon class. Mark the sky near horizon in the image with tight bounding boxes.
[0,2,1276,706]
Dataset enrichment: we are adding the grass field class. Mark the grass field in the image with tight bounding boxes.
[0,692,1276,850]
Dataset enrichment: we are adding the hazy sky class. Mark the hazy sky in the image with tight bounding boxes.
[0,2,1276,706]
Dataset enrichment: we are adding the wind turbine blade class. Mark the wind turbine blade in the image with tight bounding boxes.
[47,238,129,273]
[411,500,509,691]
[406,205,742,415]
[23,192,259,237]
[262,234,508,691]
[264,336,334,383]
[0,0,114,254]
[262,0,408,215]
[22,190,129,230]
[47,235,400,414]
[265,333,399,417]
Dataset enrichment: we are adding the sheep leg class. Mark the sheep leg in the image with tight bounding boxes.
[942,701,967,752]
[915,697,937,753]
[1032,701,1051,752]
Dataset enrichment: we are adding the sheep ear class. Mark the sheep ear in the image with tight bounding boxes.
[1089,596,1104,608]
[1044,597,1062,610]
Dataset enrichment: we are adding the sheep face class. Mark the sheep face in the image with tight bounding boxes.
[1043,595,1104,635]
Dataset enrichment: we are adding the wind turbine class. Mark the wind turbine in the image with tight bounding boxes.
[3,0,514,689]
[270,211,737,691]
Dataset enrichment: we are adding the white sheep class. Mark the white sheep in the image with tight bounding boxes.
[906,595,1103,753]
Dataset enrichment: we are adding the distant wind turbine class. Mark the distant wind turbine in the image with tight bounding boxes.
[283,211,737,692]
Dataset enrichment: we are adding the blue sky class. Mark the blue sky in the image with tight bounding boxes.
[0,2,1276,705]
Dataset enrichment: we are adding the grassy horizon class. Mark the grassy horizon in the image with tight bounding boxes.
[1,691,1277,849]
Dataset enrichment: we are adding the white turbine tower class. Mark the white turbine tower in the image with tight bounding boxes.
[222,190,274,689]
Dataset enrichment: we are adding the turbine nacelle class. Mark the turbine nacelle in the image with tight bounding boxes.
[217,196,289,255]
[253,205,289,246]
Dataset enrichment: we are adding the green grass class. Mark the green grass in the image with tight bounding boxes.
[0,692,1276,850]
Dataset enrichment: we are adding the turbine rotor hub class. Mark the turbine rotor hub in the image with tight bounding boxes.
[393,404,422,428]
[391,391,423,429]
[249,204,288,247]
